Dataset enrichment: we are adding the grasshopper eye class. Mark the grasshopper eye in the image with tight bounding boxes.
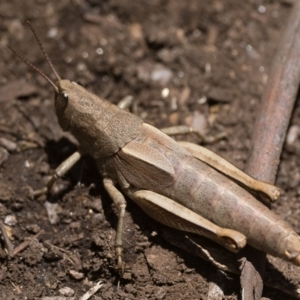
[56,91,68,109]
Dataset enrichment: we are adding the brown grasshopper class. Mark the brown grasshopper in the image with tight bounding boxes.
[8,23,300,271]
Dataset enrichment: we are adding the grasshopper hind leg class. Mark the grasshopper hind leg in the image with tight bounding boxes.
[177,141,280,203]
[129,189,247,253]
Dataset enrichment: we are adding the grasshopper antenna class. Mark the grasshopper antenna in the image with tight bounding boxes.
[26,21,62,82]
[7,44,59,93]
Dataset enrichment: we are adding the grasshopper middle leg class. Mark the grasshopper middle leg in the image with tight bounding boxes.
[103,177,127,271]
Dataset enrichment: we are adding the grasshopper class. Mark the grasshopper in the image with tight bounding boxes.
[8,22,300,271]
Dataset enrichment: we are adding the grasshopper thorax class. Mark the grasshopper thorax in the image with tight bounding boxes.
[54,79,143,158]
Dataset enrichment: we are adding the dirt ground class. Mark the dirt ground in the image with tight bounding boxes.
[1,0,300,299]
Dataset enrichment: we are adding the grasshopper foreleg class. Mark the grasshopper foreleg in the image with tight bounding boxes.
[129,189,247,253]
[33,151,82,197]
[103,177,127,272]
[177,141,280,203]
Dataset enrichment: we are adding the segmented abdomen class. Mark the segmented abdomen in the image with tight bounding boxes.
[163,154,295,259]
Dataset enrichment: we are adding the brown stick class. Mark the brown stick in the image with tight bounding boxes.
[241,2,300,299]
[161,229,300,299]
[12,230,44,256]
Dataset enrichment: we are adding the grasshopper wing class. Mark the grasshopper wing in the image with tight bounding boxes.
[114,141,175,189]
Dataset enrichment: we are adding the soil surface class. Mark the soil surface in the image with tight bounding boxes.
[1,1,300,299]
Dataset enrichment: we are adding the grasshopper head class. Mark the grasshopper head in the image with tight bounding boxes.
[55,79,82,131]
[54,80,70,130]
[54,79,101,133]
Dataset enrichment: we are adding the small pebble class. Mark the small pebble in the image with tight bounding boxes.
[4,215,17,226]
[93,213,104,222]
[161,87,169,98]
[69,270,84,280]
[286,124,300,146]
[168,112,179,126]
[151,65,173,85]
[69,221,81,229]
[44,201,62,224]
[59,287,74,297]
[122,272,132,280]
[89,199,103,212]
[137,63,173,85]
[26,224,41,234]
[0,137,17,152]
[190,111,208,134]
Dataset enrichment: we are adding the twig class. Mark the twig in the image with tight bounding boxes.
[44,241,72,254]
[0,220,14,257]
[43,241,76,265]
[12,230,44,256]
[10,281,22,294]
[161,228,300,299]
[240,2,300,299]
[79,281,103,300]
